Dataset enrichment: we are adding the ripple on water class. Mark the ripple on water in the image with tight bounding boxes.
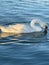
[0,0,49,65]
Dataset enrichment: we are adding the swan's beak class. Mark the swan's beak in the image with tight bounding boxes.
[44,25,48,34]
[45,26,48,30]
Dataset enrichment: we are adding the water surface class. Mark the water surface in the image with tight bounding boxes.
[0,0,49,65]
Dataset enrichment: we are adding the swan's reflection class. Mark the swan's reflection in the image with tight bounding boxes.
[0,32,22,38]
[0,32,47,44]
[0,31,46,39]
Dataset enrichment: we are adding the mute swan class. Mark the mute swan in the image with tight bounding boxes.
[0,19,48,34]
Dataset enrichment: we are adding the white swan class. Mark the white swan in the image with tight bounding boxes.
[0,19,48,34]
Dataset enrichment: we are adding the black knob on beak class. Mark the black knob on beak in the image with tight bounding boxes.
[44,26,48,34]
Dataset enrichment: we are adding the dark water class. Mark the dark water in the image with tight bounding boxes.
[0,0,49,65]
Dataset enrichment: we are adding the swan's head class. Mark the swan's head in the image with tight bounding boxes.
[44,25,48,34]
[30,19,48,32]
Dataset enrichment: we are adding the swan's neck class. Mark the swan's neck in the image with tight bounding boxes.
[30,19,48,32]
[30,20,42,31]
